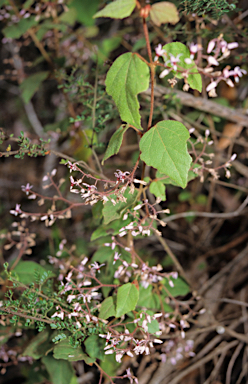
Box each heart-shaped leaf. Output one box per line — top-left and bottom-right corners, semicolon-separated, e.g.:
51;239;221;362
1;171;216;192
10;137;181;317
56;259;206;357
105;52;150;130
140;120;192;188
116;283;139;317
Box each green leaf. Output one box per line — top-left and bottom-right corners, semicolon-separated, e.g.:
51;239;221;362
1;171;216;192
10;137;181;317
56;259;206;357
102;187;138;225
116;283;139;317
85;335;105;360
53;339;95;363
93;0;136;19
13;261;53;285
101;353;120;376
162;42;202;92
156;163;201;187
20;72;49;104
150;181;166;201
102;124;130;164
23;330;51;360
137;285;173;312
150;2;179;26
162;277;190;297
140;120;192;188
99;297;116;319
42;355;74;384
3;16;38;39
70;0;100;26
138;312;160;333
91;215;133;241
105;52;150;130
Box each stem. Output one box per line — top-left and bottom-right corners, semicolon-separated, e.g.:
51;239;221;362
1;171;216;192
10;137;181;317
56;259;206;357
142;17;155;130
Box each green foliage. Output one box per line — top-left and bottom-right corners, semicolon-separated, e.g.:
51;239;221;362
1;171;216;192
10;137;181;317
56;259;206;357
102;187;138;224
23;330;52;360
105;52;150;130
181;0;237;18
42;355;74;384
53;339;95;363
140;120;192;188
116;283;139;317
13;261;54;285
6;131;51;159
20;72;49;104
3;16;38;38
99;297;116;319
1;0;241;381
93;0;136;19
102;124;130;164
150;180;166;201
70;0;100;26
162;277;190;297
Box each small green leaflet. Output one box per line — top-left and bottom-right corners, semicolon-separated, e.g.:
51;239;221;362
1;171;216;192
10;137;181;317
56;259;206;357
20;72;49;104
105;52;150;130
53;339;95;363
102;124;130;164
116;283;139;317
93;0;136;19
162;42;202;92
85;335;105;360
162;277;190;297
102;187;138;225
140;120;192;188
150;2;179;26
23;330;51;360
3;16;38;39
13;261;54;285
150;180;166;201
99;296;116;319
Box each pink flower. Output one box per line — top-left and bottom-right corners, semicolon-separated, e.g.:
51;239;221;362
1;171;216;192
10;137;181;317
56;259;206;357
167;53;182;71
154;44;165;61
21;183;33;195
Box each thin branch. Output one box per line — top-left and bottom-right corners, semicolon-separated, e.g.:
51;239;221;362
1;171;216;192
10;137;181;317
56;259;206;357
165;340;238;384
162;196;248;224
144;85;248;127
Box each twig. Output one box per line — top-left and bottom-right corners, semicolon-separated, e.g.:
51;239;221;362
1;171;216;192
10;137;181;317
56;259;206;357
164;340;239;384
225;342;244;384
154;234;191;286
198;244;248;295
162;196;248;224
203;346;227;384
144;85;248;127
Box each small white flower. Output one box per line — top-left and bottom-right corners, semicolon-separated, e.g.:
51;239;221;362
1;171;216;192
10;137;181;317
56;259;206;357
159;68;170;78
207;56;219;66
206;81;217;92
207;39;216;53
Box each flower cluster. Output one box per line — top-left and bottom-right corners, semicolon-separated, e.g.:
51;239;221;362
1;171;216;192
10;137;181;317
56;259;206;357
155;35;246;97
